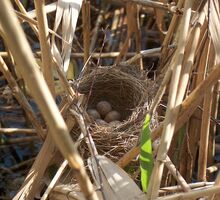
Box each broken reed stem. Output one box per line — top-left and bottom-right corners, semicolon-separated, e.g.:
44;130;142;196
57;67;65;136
82;1;91;65
147;1;193;199
0;56;45;139
34;0;55;97
0;1;97;200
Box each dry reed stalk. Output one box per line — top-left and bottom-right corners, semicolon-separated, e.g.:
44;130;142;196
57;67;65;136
112;8;125;52
176;10;205;106
0;128;39;134
0;51;161;58
198;87;213;181
82;1;90;65
14;0;39;35
0;56;45;139
121;45;174;66
2;136;39;144
89;6;105;52
166;57;220;136
9;158;35;171
117;146;139;168
207;46;220;170
34;0;55;97
52;57;76;101
207;163;220;174
126;0;180;12
159;181;214;194
114;2;133;64
160;0;184;68
27;2;57;18
164;156;191;192
108;9;120;51
208;81;220;166
153;0;167;39
41;160;68;200
172;10;205;181
115;2;142;67
158;185;220;200
147;1;193;199
182;36;211;181
0;1;97;199
209;172;220;200
13;135;56;200
15;10;78;52
13;103;77;200
198;42;216;181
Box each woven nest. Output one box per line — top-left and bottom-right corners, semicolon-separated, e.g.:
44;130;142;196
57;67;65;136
77;66;157;162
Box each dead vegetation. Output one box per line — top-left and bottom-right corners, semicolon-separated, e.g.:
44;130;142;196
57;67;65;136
0;0;220;200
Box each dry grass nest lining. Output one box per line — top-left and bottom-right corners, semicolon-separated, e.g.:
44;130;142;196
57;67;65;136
77;66;156;161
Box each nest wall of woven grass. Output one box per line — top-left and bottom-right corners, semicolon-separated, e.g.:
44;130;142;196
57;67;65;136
77;66;156;161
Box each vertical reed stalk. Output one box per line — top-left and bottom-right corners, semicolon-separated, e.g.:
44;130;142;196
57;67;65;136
208;81;220;166
160;0;184;68
34;0;55;97
82;1;90;65
82;1;91;76
147;1;193;199
198;87;213;181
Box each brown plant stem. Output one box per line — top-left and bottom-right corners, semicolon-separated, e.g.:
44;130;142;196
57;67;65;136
147;1;193;198
34;0;55;97
82;1;91;65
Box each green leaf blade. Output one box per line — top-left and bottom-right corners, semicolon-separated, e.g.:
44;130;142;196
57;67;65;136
140;114;153;192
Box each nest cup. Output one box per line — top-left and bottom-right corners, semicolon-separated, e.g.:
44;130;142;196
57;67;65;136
77;66;155;161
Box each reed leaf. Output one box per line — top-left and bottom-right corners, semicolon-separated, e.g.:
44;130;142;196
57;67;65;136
140;114;153;192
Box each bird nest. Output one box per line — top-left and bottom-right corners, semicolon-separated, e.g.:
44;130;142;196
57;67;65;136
76;65;157;162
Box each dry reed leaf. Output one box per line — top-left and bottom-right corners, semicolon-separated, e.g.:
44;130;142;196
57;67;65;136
51;0;83;73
